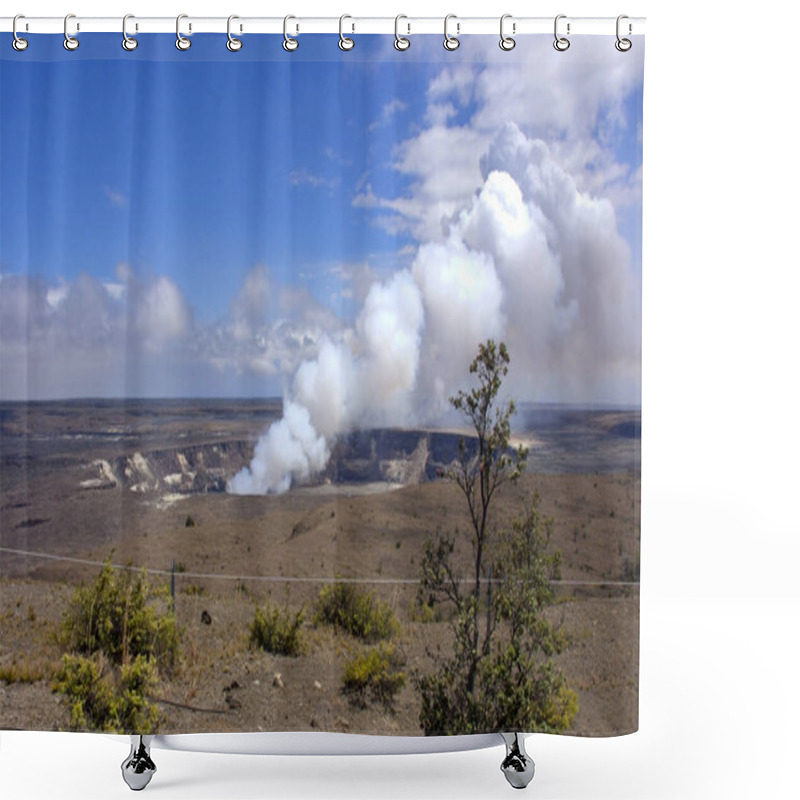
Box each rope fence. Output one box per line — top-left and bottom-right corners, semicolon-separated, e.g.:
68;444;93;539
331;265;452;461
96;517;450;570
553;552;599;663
0;545;639;588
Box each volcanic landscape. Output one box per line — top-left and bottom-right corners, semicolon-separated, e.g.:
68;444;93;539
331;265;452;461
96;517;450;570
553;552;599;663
0;399;640;736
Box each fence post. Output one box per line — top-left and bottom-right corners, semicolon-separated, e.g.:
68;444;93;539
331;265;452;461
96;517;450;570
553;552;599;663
170;559;175;612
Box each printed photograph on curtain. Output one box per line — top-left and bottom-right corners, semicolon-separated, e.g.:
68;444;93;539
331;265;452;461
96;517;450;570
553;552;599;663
0;32;643;737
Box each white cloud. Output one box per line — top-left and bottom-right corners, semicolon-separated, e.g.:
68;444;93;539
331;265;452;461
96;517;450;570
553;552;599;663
1;269;194;399
368;98;408;132
354;123;486;241
46;282;69;310
229;269;425;494
133;275;192;351
229;115;641;493
196;268;343;383
230;265;270;342
289;168;339;192
360;37;644;242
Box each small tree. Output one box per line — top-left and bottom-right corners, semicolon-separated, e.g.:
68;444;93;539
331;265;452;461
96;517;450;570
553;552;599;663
55;558;180;733
416;340;577;734
60;558;180;673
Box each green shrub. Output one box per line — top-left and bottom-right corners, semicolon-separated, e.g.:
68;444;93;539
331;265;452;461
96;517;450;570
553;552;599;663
314;583;398;642
53;652;162;733
409;600;438;624
60;559;180;673
342;643;406;709
417;652;578;736
249;601;306;656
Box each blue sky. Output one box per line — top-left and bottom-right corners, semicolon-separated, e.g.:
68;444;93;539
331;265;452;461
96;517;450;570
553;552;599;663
1;39;435;321
1;34;644;404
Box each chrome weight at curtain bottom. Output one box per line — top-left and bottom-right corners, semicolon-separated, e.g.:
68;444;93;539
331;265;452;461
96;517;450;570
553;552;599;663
120;734;536;792
5;13;637;54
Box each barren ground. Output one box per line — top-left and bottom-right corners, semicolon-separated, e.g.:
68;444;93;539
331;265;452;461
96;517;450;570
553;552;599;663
0;401;639;737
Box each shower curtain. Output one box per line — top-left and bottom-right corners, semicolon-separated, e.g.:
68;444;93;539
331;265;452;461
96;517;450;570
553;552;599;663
0;27;643;739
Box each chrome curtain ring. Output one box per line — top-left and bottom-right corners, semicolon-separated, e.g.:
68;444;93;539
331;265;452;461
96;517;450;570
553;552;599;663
339;14;354;50
283;15;298;51
227;15;243;51
499;14;515;51
394;14;410;51
443;14;460;51
554;14;570;51
176;14;191;50
122;14;138;51
12;14;28;51
63;13;79;51
616;14;632;51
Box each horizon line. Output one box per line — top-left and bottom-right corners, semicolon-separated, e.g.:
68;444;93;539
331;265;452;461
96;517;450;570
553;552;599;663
0;396;642;411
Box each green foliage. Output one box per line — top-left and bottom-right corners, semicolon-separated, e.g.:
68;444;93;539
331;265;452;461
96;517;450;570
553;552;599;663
409;600;439;624
417;653;577;735
249;601;306;656
185;515;196;527
343;643;406;709
449;339;528;498
314;583;398;642
53;653;162;733
416;340;577;734
60;559;180;674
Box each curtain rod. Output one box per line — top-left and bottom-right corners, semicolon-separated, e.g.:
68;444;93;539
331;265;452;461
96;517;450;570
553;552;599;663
1;16;645;36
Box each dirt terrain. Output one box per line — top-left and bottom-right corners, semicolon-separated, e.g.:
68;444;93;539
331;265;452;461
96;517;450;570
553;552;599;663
0;400;640;737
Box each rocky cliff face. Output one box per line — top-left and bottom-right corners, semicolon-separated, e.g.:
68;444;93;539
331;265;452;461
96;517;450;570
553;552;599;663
79;440;252;494
78;430;476;495
324;429;473;485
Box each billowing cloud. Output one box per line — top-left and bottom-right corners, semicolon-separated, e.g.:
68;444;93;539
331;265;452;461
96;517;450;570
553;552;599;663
229;269;425;494
226;400;329;495
361;37;644;241
2;42;641;494
230;265;271;342
197;266;342;382
132;275;192;352
230;119;639;494
0;268;193;399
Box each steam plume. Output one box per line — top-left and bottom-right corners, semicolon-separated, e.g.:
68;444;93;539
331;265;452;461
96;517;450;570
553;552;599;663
227;124;639;495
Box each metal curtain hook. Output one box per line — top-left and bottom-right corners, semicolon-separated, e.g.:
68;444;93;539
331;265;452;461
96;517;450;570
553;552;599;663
122;14;138;51
554;14;570;51
63;13;79;51
176;14;191;50
283;15;298;51
499;14;515;51
616;14;632;51
12;14;28;51
227;15;242;51
443;14;460;51
339;14;354;50
394;14;410;50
